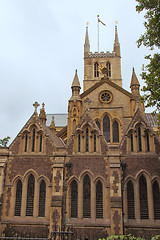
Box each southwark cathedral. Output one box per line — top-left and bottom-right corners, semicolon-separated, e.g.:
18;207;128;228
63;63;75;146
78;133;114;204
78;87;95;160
0;25;160;239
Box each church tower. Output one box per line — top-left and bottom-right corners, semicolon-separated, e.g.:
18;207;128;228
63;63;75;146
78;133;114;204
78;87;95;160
83;24;122;92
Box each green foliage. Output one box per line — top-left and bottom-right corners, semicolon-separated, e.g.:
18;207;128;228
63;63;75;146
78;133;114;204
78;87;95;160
99;234;160;240
0;136;10;147
136;0;160;127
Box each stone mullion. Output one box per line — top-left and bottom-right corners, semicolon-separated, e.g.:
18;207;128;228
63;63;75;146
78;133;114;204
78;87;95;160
147;179;154;220
91;180;95;219
21;180;27;217
33;180;39;217
134;180;140;220
78;180;83;219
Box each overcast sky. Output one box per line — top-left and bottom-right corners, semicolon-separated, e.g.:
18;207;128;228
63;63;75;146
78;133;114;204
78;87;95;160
0;0;151;143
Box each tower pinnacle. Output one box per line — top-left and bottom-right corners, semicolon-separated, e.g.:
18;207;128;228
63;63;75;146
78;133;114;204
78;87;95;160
130;67;140;96
84;24;90;57
113;24;120;57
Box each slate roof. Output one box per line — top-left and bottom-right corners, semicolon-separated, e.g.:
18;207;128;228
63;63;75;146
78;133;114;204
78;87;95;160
145;113;158;128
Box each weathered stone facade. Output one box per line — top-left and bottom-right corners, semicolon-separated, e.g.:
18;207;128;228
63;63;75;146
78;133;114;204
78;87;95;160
0;25;160;240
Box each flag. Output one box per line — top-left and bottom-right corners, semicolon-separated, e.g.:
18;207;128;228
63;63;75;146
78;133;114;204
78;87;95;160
97;15;106;26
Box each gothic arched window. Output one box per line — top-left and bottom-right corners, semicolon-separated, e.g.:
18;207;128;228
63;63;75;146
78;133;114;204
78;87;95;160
39;134;42;152
83;175;91;218
153;181;160;220
131;132;134;152
94;134;96;152
25;133;28;152
146;132;150;152
32;128;36;152
26;174;35;216
138;127;142;152
38;180;46;217
86;128;89;152
78;134;81;152
94;62;99;77
106;62;111;77
71;180;78;218
14;180;22;216
127;180;135;219
96;180;103;219
139;175;149;219
113;120;119;143
103;115;110;142
96;120;101;130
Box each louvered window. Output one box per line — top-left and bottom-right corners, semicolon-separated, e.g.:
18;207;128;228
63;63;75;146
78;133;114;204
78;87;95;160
26;174;35;216
38;180;46;217
127;181;135;219
106;62;111;77
83;175;91;218
94;62;99;77
14;180;22;216
71;180;78;218
139;175;149;219
138;127;142;152
103;115;110;142
153;181;160;220
96;181;103;218
113;121;119;142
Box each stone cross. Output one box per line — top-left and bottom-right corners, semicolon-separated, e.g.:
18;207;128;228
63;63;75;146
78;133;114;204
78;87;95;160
33;101;40;113
84;97;91;110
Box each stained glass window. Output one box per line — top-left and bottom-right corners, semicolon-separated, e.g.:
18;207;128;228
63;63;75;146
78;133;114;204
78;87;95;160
83;175;91;218
103;115;110;142
26;174;35;216
14;180;22;216
113;121;119;143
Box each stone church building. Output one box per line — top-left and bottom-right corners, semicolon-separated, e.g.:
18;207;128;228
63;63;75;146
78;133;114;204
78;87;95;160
0;25;160;239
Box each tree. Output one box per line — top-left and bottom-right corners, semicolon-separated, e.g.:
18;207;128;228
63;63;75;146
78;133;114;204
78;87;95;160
0;136;10;147
136;0;160;127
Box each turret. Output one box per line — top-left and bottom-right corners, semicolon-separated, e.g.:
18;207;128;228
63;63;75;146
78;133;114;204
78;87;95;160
39;103;47;125
113;25;120;57
130;68;140;96
84;25;90;57
70;69;81;100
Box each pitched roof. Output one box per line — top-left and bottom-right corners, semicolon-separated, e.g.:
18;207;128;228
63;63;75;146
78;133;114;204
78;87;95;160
145;113;158;128
81;78;134;99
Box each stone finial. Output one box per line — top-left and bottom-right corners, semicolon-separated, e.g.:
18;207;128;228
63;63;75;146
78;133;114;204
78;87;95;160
84;97;91;110
39;103;47;124
49;116;56;132
33;101;40;114
72;69;80;88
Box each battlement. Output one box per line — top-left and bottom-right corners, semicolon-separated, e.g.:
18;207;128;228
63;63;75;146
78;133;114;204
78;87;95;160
87;51;117;58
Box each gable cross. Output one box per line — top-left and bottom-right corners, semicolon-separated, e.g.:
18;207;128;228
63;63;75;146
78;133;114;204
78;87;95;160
84;97;91;110
33;101;40;114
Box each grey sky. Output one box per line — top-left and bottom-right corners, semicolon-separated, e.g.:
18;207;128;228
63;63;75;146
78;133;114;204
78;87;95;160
0;0;150;143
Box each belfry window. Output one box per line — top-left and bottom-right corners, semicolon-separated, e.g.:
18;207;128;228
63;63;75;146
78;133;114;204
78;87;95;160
127;181;135;219
26;174;35;216
103;115;110;142
96;181;103;219
113;120;119;143
32;128;36;152
14;180;22;216
106;62;111;77
71;180;78;218
139;175;149;219
138;127;142;152
38;180;46;217
153;181;160;220
83;175;91;218
94;62;99;77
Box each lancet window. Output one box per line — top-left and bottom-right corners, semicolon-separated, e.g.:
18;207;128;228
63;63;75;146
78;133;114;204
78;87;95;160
146;132;150;152
130;132;134;151
139;175;149;219
103;115;110;142
14;180;22;216
71;180;78;218
113;120;119;143
83;175;91;218
106;62;111;77
96;180;103;219
153;181;160;220
138;127;142;152
38;180;46;217
25;133;28;152
86;128;89;152
26;174;35;216
32;128;36;152
94;62;99;77
127;180;135;219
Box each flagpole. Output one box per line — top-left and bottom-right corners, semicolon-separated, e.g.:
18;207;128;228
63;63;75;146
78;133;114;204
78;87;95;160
97;16;99;52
